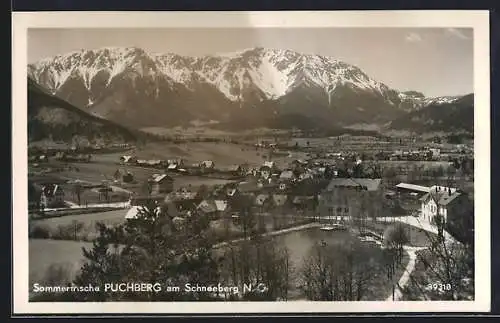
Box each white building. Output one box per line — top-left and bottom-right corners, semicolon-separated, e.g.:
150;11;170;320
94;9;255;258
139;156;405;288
420;185;468;226
40;184;65;208
429;148;441;159
318;178;382;222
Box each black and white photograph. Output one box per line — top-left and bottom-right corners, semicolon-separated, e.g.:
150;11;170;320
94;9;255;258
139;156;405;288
12;11;490;314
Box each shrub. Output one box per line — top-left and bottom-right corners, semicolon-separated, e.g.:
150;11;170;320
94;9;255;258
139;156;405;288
51;221;86;241
43;263;74;285
29;224;51;239
383;224;409;249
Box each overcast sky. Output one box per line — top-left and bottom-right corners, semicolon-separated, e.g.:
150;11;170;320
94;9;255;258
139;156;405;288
28;28;473;97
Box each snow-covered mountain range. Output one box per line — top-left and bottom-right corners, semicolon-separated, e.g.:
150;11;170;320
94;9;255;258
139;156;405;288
28;46;466;131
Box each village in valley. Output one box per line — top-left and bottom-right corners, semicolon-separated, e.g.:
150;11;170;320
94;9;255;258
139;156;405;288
28;133;475;301
24;26;477;303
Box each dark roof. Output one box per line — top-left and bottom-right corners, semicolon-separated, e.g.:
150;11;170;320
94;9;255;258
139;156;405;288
326;178;382;191
292;196;315;204
262;161;276;168
214;200;229;211
279;170;295;179
395;183;430;193
291;178;330;195
200;160;215;167
420;190;463;206
237;181;260;193
226;165;242;172
150;174;173;183
198;200;217;213
42;184;63;197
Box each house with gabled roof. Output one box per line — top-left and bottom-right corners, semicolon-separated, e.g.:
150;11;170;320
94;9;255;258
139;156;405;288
262;161;276;169
299;171;314;181
260;161;279;180
40;184;65;209
200;160;215;169
197;199;230;218
318;178;383;222
125;205;162;220
279;170;296;181
260;168;271;180
167;163;178;172
163;192;199;215
198;199;218;214
120;155;137;165
292;196;317;211
420;185;472;227
237;181;261;195
395;182;431;199
215;200;229;213
218;164;245;177
148;174;174;195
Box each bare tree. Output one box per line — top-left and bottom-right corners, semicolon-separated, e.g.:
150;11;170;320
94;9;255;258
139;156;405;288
220;237;293;301
401;211;474;300
383;224;409;264
73;183;82;205
300;239;376;301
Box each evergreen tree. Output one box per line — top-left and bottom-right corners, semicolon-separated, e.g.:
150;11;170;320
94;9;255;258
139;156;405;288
73;201;221;301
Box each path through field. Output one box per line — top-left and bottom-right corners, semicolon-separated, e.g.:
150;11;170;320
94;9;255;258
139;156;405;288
387;246;427;301
378;216;457;243
383;215;456;301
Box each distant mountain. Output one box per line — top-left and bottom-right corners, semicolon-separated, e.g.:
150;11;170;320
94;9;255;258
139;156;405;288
28;46;468;131
28;77;141;143
388;94;474;134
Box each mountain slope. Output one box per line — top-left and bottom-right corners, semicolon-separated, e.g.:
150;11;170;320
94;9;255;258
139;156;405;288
28;46;466;131
28;77;141;143
388;94;474;134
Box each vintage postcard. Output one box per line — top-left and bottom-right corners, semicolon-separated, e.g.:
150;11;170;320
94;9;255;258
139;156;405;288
12;10;490;314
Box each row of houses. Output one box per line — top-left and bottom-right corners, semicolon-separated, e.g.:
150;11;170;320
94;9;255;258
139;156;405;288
55;152;93;163
126;173;473;239
125;178;325;221
120;155;247;176
28;151;93;164
389;148;441;161
126;156;352;216
120;153;336;182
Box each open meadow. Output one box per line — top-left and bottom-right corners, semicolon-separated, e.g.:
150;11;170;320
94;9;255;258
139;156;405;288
123;141;307;168
32;209;127;228
29;239;93;286
30;209;128;241
30;141;308;196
